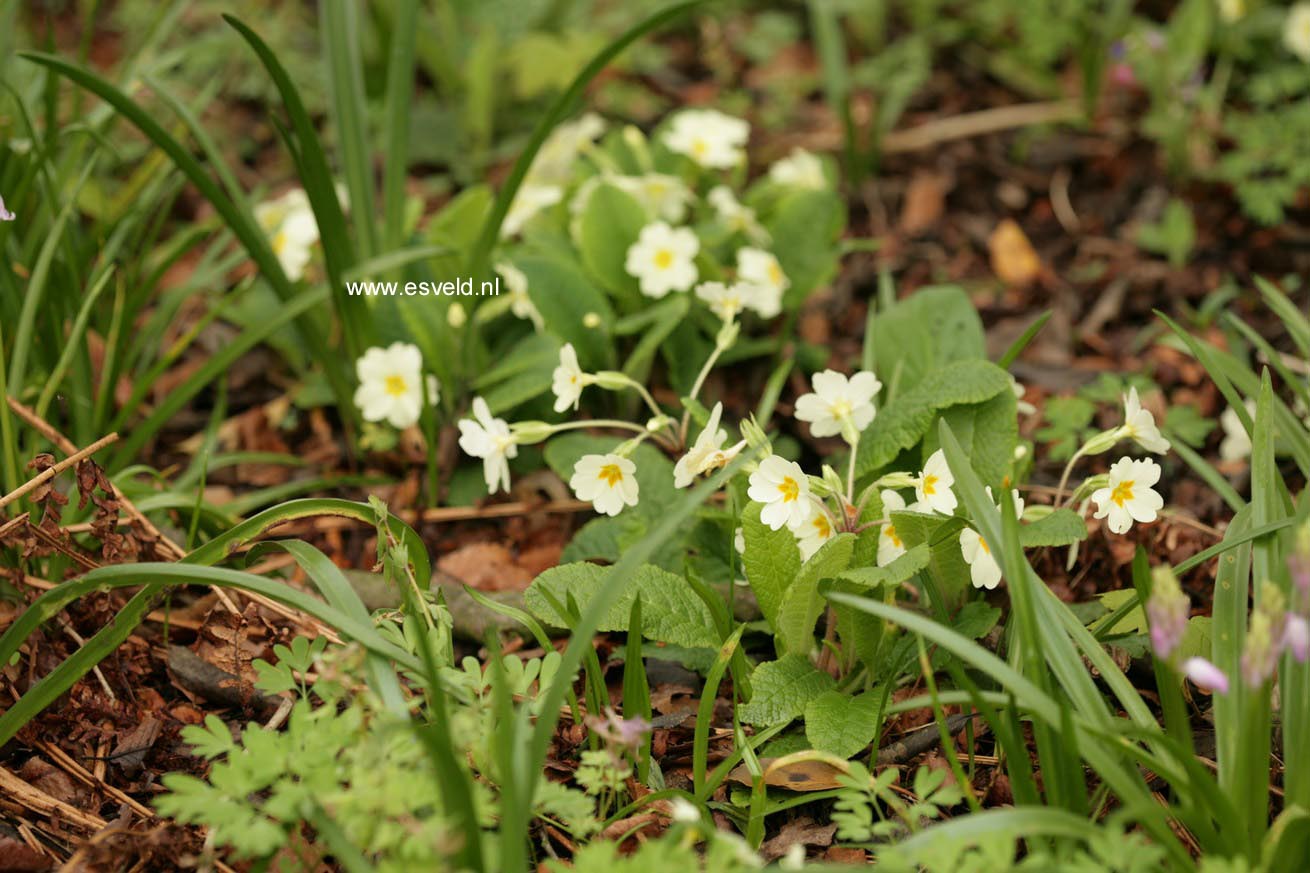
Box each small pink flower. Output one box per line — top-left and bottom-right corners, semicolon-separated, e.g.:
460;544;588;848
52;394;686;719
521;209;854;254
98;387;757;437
1286;614;1310;663
1182;657;1229;694
0;195;13;221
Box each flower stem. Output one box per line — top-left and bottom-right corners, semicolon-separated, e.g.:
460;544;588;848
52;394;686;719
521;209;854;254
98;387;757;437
679;342;728;446
1053;446;1086;509
846;433;860;506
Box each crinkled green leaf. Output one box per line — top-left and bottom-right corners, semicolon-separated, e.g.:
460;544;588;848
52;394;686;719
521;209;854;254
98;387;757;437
805;689;882;759
776;532;855;654
837;544;930;590
870;285;985;395
742;501;801;631
524;562;718;649
923;387;1018;489
856;360;1011;477
1018;509;1089;548
738;654;836;726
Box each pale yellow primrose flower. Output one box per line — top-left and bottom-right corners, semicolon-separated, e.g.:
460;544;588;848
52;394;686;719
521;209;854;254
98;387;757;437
958;487;1024;590
795;511;834;561
615;174;693;223
254;188;319;281
877;489;924;567
748;455;814;531
768;147;826;190
1287;3;1310;62
551;343;589;413
501;183;563;238
1092;457;1164;534
495;262;543;331
707;186;767;242
735;247;788;318
571;453;639;516
353;342;424;429
528;112;605;186
458;397;518;494
1219;400;1256;462
1119;387;1171;454
663;109;750;169
624;221;699;298
914;449;958;515
794;369;881;441
674;402;745;488
695;281;749;322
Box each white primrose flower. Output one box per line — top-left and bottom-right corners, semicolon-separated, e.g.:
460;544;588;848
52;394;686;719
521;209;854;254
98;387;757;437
1119;387;1171;454
747;455;814;531
695;281;749;323
663;109;750;169
571;453;639;517
353;342;424;429
1219;400;1255;462
1092;456;1164;534
707;186;766;241
625;221;699;298
528;113;605;185
669;796;701;824
1287;3;1310;62
914;449;958;515
768;147;826;190
254;188;320;281
736;247;788;318
674;402;745;488
958;487;1024;591
795;511;835;561
551;343;590;413
877;490;921;567
615;174;693;223
794;369;882;441
458;397;518;494
495;262;543;331
501;183;563;238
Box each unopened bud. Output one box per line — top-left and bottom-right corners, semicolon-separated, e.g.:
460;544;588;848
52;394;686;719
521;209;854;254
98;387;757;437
583;311;603;329
739;417;771;453
821;465;844;495
511;421;556;444
1081;428;1120;456
1147;566;1188;661
591;370;632;391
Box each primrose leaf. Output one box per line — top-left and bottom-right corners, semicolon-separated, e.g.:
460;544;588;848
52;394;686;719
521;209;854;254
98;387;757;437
870;285;985;395
856;359;1011;477
765;188;845;308
776;533;856;655
738;654;837;726
517;255;615;370
836;544;930;590
1018;509;1088;548
574;182;648;306
524;562;719;649
805;689;882;759
742;502;802;632
923;386;1018;488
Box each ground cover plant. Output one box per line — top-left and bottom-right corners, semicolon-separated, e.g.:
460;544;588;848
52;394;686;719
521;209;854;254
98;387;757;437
2;0;1310;870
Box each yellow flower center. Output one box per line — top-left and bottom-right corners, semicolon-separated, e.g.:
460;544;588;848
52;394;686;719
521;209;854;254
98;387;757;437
654;249;674;270
691;138;708;156
272;230;288;255
829;398;852;419
813;514;831;538
1111;480;1135;507
884;525;901;548
978;536;990;555
922;474;938;496
384;375;408;396
597;464;624;487
777;476;800;503
767;261;783;285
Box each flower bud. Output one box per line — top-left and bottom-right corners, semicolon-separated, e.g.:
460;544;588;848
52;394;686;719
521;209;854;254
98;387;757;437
447;302;467;329
591;370;633;391
583;311;603;329
511;420;556;445
715;319;740;351
1182;657;1229;694
808;475;834;499
739;417;771;453
646;415;674;432
1081;428;1120;456
821;465;845;496
1286;614;1310;663
873;472;917;490
1146;566;1188;661
1291;518;1310;604
1243;611;1278;687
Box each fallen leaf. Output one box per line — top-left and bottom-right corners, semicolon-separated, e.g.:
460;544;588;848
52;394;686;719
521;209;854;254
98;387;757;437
900;170;948;234
0;836;51;872
729;753;851;792
438;542;533;592
760;818;837;861
988;219;1042;287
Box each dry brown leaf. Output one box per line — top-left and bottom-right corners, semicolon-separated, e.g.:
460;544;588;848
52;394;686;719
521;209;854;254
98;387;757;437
988;218;1042;287
900;170;948;234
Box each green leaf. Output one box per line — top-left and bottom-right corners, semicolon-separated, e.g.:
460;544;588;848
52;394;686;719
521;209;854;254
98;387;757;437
924;387;1018;488
517;255;615;370
856;359;1011;477
776;533;855;655
741;502;801;631
523;562;718;649
870;286;985;396
1018;509;1088;548
738;654;837;726
574;181;648;306
765;189;845;308
836;544;930;589
805;689;881;758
